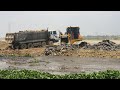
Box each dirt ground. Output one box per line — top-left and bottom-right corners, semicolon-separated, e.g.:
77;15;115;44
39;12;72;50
0;40;120;59
0;39;120;74
0;56;120;75
0;48;45;57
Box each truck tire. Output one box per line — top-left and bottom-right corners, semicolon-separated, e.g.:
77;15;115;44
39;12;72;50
49;41;53;45
42;42;46;47
14;45;19;49
28;43;34;48
38;42;41;47
20;44;27;49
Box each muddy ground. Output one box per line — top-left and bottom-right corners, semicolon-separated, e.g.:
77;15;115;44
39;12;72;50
0;56;120;75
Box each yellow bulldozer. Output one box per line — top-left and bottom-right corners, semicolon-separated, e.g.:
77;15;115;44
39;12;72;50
59;26;83;45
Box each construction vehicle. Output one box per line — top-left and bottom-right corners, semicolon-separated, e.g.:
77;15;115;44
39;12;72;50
48;30;60;42
5;29;59;49
59;26;83;45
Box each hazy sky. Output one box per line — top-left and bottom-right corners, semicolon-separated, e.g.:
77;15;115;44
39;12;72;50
0;11;120;37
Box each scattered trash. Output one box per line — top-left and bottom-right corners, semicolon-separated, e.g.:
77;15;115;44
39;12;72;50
81;40;120;51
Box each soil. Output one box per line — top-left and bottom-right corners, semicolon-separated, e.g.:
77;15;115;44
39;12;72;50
0;39;120;75
0;56;120;75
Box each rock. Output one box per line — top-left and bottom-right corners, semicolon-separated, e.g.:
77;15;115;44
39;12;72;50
44;40;120;56
61;50;67;53
81;40;120;51
53;53;57;56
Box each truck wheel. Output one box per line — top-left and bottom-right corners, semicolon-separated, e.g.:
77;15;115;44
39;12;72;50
38;42;41;47
28;43;34;48
42;42;46;47
20;44;27;49
14;45;19;49
49;41;53;45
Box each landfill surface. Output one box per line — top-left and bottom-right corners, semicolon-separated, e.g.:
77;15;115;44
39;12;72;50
0;39;120;74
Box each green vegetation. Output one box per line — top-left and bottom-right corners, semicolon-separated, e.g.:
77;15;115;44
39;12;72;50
0;69;120;79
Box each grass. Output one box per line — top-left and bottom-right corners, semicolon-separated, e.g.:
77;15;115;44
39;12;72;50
0;69;120;79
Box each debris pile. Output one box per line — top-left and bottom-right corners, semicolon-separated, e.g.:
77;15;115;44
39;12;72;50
44;40;120;56
44;45;76;56
82;40;120;51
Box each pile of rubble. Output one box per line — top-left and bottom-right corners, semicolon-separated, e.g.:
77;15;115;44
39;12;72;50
44;40;120;56
44;45;76;56
81;40;120;51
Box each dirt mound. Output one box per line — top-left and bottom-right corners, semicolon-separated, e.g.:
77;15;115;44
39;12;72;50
81;40;120;51
44;46;120;59
44;45;75;56
0;41;9;50
44;40;120;59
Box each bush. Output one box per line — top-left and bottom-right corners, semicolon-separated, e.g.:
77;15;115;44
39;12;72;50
0;69;120;79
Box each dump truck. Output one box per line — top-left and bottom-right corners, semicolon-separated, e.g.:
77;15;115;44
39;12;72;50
59;26;83;45
5;29;59;49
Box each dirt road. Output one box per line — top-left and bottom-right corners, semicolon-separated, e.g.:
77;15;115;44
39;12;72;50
0;56;120;75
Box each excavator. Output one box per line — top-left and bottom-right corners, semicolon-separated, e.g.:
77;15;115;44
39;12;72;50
59;26;83;45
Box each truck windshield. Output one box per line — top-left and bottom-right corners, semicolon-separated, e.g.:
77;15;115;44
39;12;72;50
53;31;56;34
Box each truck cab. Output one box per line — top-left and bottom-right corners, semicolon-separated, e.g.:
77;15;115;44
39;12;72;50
48;30;60;42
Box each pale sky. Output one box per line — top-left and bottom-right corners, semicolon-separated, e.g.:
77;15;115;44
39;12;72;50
0;11;120;37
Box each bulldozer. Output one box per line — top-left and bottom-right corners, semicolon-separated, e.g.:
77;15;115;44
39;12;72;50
59;26;83;45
